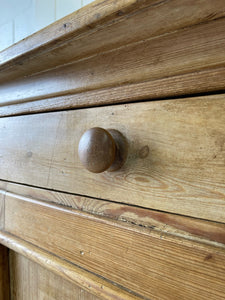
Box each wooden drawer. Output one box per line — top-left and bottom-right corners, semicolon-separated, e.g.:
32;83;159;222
1;1;225;299
0;94;224;222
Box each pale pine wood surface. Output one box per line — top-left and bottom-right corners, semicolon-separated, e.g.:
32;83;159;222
0;244;10;300
0;231;142;300
0;0;150;70
0;96;225;222
10;251;101;300
2;193;225;300
1;181;225;245
0;1;224;299
0;232;138;300
1;67;225;117
1;1;225;115
1;0;224;80
1;17;225;106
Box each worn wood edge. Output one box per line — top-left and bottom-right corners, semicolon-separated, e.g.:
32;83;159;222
1;0;225;80
1;68;225;117
1;180;225;248
1;181;225;246
0;1;225;115
0;0;169;78
9;251;105;300
2;13;225;109
0;244;10;300
0;0;144;68
0;231;141;300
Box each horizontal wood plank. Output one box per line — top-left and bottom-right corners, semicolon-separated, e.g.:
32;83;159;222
0;0;154;73
1;0;224;79
1;181;225;245
0;231;140;300
10;251;101;300
0;96;225;222
1;66;225;117
2;193;225;300
1;1;225;114
1;16;225;106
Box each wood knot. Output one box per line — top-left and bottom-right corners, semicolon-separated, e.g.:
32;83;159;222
204;254;213;261
117;10;124;16
139;145;149;159
63;23;70;29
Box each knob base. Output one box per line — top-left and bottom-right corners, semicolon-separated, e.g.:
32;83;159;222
107;129;128;172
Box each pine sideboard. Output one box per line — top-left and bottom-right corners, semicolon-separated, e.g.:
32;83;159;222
0;0;225;299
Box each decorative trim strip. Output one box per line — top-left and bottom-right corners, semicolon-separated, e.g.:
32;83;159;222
1;0;225;115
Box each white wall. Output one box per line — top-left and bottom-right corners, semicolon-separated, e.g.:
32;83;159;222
0;0;95;52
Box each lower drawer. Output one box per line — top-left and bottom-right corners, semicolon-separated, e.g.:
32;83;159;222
0;95;224;221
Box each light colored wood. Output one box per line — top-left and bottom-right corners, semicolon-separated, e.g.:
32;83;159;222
2;181;225;245
0;0;151;72
1;66;225;117
1;0;224;79
2;16;225;105
0;231;140;300
0;244;10;300
2;193;225;300
0;190;5;230
0;2;224;299
1;1;225;115
10;251;101;300
0;95;225;222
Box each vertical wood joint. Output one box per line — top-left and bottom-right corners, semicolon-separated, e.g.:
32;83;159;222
0;190;6;231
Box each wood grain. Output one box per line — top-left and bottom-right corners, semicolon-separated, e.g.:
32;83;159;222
1;0;224;80
0;96;225;222
2;181;225;245
2;16;225;107
1;66;225;117
0;245;10;300
0;232;140;300
1;1;225;115
10;251;101;300
0;0;152;73
3;193;225;300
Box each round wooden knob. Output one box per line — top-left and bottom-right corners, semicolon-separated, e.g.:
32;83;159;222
78;127;128;173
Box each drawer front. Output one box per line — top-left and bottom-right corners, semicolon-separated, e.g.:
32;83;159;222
0;95;224;222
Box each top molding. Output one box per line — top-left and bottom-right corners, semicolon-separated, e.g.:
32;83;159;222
0;0;148;73
0;0;225;116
